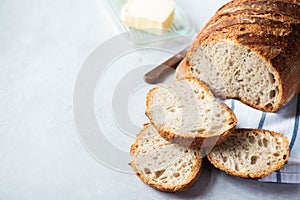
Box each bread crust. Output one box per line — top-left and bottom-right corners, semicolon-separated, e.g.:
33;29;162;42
216;0;300;23
207;128;290;179
129;124;202;192
145;78;237;148
183;0;300;112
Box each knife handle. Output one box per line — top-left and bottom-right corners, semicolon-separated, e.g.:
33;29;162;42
144;49;187;84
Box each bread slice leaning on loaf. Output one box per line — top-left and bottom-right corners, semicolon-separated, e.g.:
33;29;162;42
178;0;300;112
145;78;237;148
207;129;289;179
129;124;202;192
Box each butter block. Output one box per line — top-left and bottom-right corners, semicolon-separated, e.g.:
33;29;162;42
121;0;175;34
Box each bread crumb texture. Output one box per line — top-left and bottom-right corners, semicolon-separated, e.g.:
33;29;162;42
145;78;236;147
129;124;201;192
208;129;289;179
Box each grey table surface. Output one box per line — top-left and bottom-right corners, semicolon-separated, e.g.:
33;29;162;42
1;0;300;199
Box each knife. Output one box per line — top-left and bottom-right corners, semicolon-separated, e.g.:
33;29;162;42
143;48;187;84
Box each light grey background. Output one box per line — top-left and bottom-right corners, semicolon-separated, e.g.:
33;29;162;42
1;0;299;199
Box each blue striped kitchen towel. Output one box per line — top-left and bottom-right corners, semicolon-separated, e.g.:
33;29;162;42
223;93;300;183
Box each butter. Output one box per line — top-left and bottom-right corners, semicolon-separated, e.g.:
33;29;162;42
121;0;175;34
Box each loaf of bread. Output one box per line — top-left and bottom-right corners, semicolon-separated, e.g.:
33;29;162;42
177;0;300;112
207;129;289;179
145;78;237;147
129;124;202;192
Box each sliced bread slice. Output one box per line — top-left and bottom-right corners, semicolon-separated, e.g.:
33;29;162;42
129;124;202;192
207;128;290;179
145;78;237;148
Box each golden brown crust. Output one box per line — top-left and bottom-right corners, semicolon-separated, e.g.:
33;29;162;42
184;0;300;112
200;16;293;42
207;128;290;179
129;124;202;192
145;77;237;148
215;0;300;23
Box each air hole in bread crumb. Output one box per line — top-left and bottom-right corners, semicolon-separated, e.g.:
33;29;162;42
283;155;287;160
268;73;276;84
265;103;273;110
263;138;268;148
240;27;245;31
155;170;165;178
251;156;258;165
228;121;234;125
258;139;262;147
249;136;255;144
173;172;180;177
222;156;227;162
235;164;239;171
144;168;151;174
269;90;276;99
274;153;280;157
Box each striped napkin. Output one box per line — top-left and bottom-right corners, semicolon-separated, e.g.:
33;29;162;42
223;93;300;183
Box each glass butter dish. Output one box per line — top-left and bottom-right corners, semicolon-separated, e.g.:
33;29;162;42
106;0;197;44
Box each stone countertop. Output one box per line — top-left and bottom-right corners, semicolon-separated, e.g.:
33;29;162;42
1;0;299;199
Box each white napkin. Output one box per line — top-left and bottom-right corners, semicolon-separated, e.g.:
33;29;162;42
223;94;300;183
